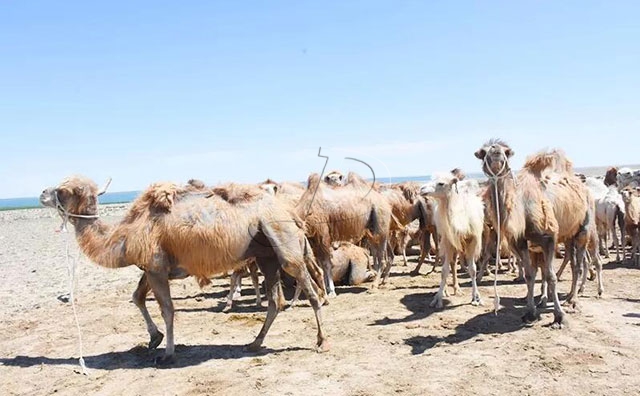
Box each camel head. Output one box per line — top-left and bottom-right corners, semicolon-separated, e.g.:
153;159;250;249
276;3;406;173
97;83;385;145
40;176;111;221
621;185;640;203
324;170;345;187
420;173;461;199
259;179;281;196
474;139;514;178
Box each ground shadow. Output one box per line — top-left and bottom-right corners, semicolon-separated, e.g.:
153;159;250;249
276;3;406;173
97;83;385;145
336;286;369;295
0;343;309;371
623;313;640;319
370;292;463;326
404;297;526;355
602;260;637;271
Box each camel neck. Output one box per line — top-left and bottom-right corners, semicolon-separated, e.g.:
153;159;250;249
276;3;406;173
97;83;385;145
489;176;514;228
73;218;129;269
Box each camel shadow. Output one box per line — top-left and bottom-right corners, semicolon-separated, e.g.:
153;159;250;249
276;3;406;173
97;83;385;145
336;286;369;295
370;292;464;326
602;260;637;270
623;313;640;319
0;344;309;371
404;298;526;355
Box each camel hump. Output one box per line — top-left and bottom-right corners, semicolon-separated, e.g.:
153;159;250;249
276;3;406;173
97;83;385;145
523;149;573;174
346;172;368;186
306;173;321;189
143;182;184;212
211;183;265;204
393;182;420;203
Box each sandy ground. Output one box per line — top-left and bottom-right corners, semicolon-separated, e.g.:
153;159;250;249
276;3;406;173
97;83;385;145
1;208;640;396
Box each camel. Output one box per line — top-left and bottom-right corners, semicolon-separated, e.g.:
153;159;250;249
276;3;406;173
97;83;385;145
621;186;640;265
478;220;521;282
40;176;329;363
475;140;590;327
585;177;626;261
297;172;393;295
379;182;429;266
420;172;485;308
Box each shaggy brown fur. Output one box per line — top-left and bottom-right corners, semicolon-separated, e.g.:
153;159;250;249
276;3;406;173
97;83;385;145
40;176;329;363
297;172;393;294
330;242;374;285
476;140;590;327
604;167;618;187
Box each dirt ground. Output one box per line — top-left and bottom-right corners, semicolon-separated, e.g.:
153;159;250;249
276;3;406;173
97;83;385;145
1;211;640;396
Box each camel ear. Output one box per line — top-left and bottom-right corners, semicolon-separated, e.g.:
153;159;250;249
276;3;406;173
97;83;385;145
505;148;514;158
474;148;487;160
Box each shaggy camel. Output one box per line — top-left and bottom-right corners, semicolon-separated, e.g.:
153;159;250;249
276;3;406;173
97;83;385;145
604;167;618;187
420;172;485;308
585;177;626;261
621;186;640;265
379;182;429;266
297;172;392;295
40;176;329;363
478;220;521;282
475;140;590;327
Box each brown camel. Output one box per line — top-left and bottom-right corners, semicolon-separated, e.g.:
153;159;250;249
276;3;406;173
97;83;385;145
40;176;329;364
379;182;429;266
475;139;590;327
604;167;618;187
297;172;393;295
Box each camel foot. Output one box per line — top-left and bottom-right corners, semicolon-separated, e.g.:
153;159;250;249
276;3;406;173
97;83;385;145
244;341;264;353
154;354;175;366
452;288;461;297
550;320;565;330
521;311;540;324
149;332;164;350
471;298;483;307
536;297;549;309
222;304;233;313
316;339;330;353
429;296;444;309
512;276;525;284
563;299;577;309
327;291;337;298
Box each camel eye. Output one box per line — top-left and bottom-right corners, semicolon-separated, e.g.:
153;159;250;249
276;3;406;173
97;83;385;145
436;182;445;187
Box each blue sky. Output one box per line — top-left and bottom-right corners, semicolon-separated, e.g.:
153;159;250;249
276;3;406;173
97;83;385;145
1;1;639;198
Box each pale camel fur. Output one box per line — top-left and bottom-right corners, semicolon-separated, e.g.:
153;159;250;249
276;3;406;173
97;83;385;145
420;172;485;308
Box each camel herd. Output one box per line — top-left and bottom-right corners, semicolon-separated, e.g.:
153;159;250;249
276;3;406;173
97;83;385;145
39;139;640;365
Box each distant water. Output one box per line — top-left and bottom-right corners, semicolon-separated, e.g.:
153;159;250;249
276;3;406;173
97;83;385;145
0;173;486;210
0;191;141;210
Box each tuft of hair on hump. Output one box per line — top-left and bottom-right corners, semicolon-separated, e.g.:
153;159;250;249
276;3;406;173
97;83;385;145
346;172;368;186
186;179;206;190
139;182;184;212
210;183;265;204
523;149;573;174
306;173;321;189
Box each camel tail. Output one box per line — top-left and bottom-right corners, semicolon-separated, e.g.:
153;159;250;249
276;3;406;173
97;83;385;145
366;206;381;235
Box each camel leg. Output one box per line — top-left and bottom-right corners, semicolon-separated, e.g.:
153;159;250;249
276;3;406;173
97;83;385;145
223;271;242;313
379;239;393;286
146;271;175;364
466;253;482;306
281;259;329;352
132;273;164;350
556;251;571;281
565;240;581;305
248;264;262;307
578;249;590;295
430;250;451;309
320;254;336;297
612;226;621;262
519;245;539;323
543;242;566;328
287;283;302;310
247;258;281;352
451;253;460;296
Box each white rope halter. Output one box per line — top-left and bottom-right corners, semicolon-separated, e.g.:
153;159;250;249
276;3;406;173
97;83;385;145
482;151;511;315
52;178;111;376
